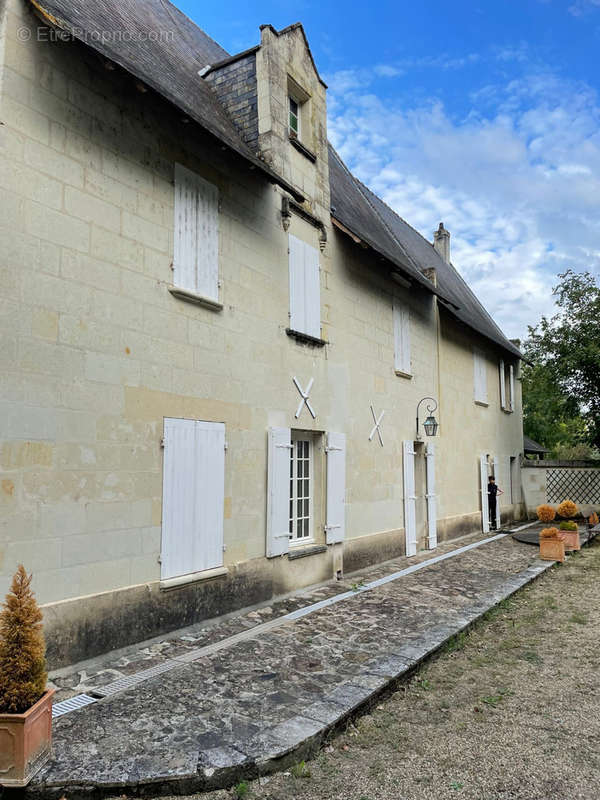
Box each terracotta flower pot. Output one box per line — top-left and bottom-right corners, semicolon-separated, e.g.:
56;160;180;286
0;689;54;787
561;528;580;551
539;537;565;563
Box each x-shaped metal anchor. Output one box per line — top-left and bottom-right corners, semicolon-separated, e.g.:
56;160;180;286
293;376;316;419
368;404;385;446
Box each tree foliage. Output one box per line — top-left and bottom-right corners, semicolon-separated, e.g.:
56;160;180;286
0;565;47;714
522;270;600;452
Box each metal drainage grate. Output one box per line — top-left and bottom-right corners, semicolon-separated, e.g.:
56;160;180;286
91;660;180;698
52;694;97;718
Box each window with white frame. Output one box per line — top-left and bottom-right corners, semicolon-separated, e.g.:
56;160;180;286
288;234;321;338
289;95;300;137
173;163;219;302
393;300;411;376
473;349;488;404
289;438;312;543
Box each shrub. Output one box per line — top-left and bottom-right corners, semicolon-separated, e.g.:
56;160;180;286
559;521;578;531
536;504;556;523
557;499;578;519
0;565;47;714
589;512;599;526
540;527;560;540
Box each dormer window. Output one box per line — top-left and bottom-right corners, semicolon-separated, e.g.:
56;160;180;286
289;96;300;137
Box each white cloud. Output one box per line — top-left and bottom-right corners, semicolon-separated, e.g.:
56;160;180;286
327;65;600;340
569;0;600;16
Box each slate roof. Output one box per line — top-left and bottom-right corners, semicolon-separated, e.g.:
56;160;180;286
30;0;304;201
29;0;521;360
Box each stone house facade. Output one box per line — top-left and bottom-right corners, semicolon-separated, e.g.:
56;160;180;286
0;0;524;667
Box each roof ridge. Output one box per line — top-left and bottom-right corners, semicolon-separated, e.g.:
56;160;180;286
156;0;230;61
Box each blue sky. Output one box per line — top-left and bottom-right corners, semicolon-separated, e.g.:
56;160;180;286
179;0;600;340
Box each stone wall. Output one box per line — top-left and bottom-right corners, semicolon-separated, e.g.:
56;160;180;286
521;461;600;517
0;0;526;667
205;53;259;150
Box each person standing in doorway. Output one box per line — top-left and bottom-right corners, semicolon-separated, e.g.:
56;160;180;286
488;475;504;530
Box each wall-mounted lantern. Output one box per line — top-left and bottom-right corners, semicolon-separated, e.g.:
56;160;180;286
416;397;439;439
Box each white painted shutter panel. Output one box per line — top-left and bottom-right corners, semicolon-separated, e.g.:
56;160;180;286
288;235;320;338
425;442;437;550
161;418;225;580
509;364;515;412
304;241;321;339
326;432;346;544
267;427;291;557
474;351;487;403
480;453;490;533
493;455;501;529
173;163;219;301
393;302;411;374
288;234;305;334
499;360;506;410
403;440;417;557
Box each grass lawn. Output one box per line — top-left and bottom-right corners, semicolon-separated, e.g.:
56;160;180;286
159;539;600;800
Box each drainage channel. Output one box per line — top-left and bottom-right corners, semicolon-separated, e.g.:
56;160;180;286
51;527;530;719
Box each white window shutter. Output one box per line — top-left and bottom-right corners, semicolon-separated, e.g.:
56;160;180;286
499;360;506;410
161;418;225;580
326;431;346;544
267;427;291;557
474;351;487;403
288;234;320;338
174;163;219;301
393;302;411;374
493;455;501;529
425;442;437;550
480;453;490;533
304;242;321;339
403;440;417;556
509;364;515;412
288;234;305;334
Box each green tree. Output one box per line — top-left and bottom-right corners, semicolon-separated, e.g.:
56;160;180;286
522;270;600;451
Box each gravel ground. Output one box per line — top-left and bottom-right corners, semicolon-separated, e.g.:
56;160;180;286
149;537;600;800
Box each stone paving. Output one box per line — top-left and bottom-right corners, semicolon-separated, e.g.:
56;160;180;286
28;529;554;799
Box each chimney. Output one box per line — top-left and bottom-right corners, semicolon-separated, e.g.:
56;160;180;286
433;222;450;263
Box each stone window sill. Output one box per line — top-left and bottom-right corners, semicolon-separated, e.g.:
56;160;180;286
286;328;327;347
169;285;223;311
395;369;412;379
474;400;489;407
159;565;228;591
289;135;317;163
288;544;327;561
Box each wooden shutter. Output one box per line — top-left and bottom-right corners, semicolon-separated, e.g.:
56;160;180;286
266;427;291;557
161;418;225;580
403;440;417;556
499;360;506;410
393;302;411;374
474;350;487;403
480;453;490;533
326;432;346;544
425;442;437;550
509;364;515;412
174;163;219;301
289;234;320;339
493;455;501;529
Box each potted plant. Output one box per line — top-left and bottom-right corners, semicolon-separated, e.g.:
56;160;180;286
536;504;556;523
556;499;580;551
0;565;54;787
539;527;565;563
558;520;580;551
589;512;599;527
